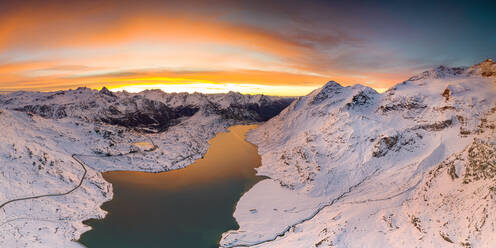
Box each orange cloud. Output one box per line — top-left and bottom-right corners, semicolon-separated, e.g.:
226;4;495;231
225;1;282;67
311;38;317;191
0;1;417;94
0;4;308;60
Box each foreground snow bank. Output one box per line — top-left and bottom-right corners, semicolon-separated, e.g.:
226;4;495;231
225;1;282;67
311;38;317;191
221;179;321;247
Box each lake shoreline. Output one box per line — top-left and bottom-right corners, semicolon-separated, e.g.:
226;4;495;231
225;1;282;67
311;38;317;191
78;125;263;248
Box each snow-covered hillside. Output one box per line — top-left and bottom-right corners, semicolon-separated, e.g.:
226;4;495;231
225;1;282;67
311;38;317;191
0;90;293;247
2;59;495;248
221;59;496;247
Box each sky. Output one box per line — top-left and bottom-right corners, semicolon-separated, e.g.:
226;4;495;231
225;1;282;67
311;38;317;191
0;0;495;96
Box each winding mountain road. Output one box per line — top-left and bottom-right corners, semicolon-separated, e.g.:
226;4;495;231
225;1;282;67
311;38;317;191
0;154;87;211
0;136;158;211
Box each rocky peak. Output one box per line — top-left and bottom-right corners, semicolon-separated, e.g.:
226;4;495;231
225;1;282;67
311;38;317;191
73;87;93;94
226;91;244;100
99;86;116;97
227;91;241;95
466;58;496;77
322;80;343;90
310;81;344;105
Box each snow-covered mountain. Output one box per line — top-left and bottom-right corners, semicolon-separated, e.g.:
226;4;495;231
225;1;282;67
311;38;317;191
0;90;293;247
1;87;293;132
221;59;496;247
1;59;495;248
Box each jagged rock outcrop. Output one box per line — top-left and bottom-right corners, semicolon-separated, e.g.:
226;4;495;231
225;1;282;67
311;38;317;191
467;58;496;77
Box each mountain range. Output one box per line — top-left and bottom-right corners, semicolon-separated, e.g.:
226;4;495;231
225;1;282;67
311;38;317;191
0;59;495;247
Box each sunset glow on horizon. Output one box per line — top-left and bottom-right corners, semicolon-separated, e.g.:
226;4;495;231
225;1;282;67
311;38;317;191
108;82;322;96
1;0;494;95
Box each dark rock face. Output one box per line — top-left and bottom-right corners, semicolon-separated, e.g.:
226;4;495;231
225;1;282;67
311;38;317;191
345;89;377;110
172;105;200;118
463;140;496;183
414;119;453;131
442;88;451;101
99;87;116;97
244;98;295;121
258;98;295;121
378;96;427;113
372;132;418;158
100;108;173;132
205;98;294;122
15;104;67;119
99;99;200;132
372;135;399;157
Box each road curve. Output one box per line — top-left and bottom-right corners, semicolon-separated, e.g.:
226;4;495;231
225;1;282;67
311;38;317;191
0;154;87;210
0;135;158;211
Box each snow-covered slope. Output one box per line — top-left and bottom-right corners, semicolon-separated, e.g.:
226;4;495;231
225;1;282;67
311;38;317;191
0;90;293;247
0;110;111;248
221;59;496;247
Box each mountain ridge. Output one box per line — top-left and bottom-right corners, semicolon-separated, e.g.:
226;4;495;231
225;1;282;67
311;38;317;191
220;59;496;248
0;89;294;132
